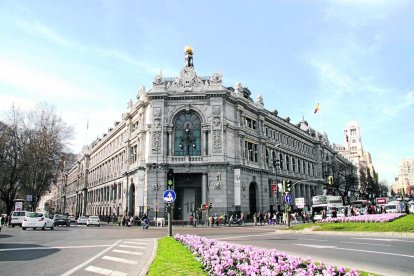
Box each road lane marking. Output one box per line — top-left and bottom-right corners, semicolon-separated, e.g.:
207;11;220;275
341;241;391;247
215;232;277;240
85;265;127;276
298;238;327;242
61;240;122;276
353;238;414;243
119;245;145;249
102;255;138;264
112;249;143;255
294;244;414;258
294;244;336;249
122;241;147;245
0;244;112;252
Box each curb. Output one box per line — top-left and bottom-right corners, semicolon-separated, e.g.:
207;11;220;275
138;238;158;276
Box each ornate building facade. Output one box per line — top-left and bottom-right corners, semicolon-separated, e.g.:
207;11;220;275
334;121;377;195
58;49;352;220
392;158;414;196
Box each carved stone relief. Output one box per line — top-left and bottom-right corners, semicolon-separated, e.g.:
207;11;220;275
212;106;222;153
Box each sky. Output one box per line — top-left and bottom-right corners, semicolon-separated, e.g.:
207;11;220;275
0;0;413;186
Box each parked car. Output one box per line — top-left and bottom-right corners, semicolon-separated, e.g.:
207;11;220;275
87;216;100;227
10;211;31;227
53;214;70;227
77;216;88;224
407;201;414;214
68;215;76;223
22;212;54;230
384;201;405;213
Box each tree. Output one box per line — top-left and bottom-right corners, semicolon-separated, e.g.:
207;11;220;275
0;106;27;215
378;181;389;197
19;103;73;209
328;161;358;205
359;167;367;199
0;103;73;213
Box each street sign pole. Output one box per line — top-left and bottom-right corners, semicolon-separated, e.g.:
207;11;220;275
284;194;292;227
167;203;172;236
163;189;176;237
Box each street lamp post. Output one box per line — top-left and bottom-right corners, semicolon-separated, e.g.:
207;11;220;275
272;144;280;211
179;127;196;156
153;146;160;224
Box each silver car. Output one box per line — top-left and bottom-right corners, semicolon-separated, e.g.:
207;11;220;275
87;216;100;227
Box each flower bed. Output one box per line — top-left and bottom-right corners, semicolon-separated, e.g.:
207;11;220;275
320;213;405;223
175;234;359;276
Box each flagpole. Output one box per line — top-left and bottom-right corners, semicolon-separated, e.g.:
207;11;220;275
85;119;89;146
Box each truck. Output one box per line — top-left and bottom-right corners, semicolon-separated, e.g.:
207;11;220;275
311;195;345;221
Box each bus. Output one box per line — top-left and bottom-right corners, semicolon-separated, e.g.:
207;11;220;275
312;195;345;221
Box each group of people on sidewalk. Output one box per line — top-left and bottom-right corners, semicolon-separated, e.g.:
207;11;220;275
253;211;310;225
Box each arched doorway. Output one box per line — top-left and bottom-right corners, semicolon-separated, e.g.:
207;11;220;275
129;183;135;216
249;182;257;215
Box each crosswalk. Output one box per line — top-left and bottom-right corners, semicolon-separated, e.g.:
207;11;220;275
74;239;152;276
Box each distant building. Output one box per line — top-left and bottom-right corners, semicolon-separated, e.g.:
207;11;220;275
56;48;354;220
333;121;377;196
392;158;414;196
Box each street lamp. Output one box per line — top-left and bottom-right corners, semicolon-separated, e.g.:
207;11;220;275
272;144;280;210
179;127;196;156
152;146;161;223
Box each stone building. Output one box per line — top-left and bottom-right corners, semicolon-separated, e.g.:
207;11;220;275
59;48;353;220
392;158;414;196
334;121;377;196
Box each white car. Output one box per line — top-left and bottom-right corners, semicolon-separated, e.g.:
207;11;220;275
87;216;100;227
11;211;31;227
408;201;414;214
22;212;54;230
77;216;88;224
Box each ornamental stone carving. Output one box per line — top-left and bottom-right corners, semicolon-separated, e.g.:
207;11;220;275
210;73;222;84
212;106;222;153
212;106;221;116
153;74;164;86
153;107;162;119
167;66;206;92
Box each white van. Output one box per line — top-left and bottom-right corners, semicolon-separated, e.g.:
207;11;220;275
384;201;405;213
11;210;31;227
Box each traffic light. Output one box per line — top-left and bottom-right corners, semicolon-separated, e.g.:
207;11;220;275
216;173;222;181
327;176;333;185
282;180;286;192
286;180;292;192
209;202;212;210
167;169;174;188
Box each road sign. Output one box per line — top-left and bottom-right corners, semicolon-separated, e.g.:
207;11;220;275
285;194;292;204
376;197;387;205
163;190;176;203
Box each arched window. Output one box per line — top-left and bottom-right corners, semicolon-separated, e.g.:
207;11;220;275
174;111;202;156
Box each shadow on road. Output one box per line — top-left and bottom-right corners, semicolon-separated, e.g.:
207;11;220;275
0;244;59;261
0;234;13;239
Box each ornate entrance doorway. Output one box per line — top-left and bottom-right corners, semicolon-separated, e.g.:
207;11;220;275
173;173;202;220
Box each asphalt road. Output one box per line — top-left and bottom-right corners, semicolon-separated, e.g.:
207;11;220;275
0;224;159;276
1;223;413;275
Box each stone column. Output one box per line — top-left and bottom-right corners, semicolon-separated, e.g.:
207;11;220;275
168;130;173;156
202;173;207;204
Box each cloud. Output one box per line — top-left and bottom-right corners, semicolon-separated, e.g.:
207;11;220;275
0;58;90;100
322;0;409;27
383;90;414;116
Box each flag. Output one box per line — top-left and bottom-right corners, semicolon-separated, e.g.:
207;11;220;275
314;102;320;114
